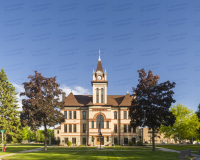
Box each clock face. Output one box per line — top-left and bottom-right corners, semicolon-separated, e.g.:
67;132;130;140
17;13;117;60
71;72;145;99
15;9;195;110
98;75;102;80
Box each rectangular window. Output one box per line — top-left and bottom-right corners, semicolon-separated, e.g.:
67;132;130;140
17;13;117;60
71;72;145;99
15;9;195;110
101;88;103;103
69;111;72;119
114;138;118;144
65;138;68;143
124;124;127;133
107;121;109;128
96;88;99;103
69;124;72;132
128;111;131;119
124;111;127;119
132;138;136;144
64;124;67;132
83;138;86;145
72;138;76;145
92;121;94;128
57;130;59;134
128;125;131;132
74;111;76;119
73;124;76;132
64;111;67;119
83;124;86;133
133;126;136;133
83;111;86;119
124;138;128;144
114;112;117;119
114;125;117;133
72;138;76;144
107;136;109;142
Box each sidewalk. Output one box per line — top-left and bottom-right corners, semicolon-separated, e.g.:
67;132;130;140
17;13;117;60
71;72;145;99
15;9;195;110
157;147;200;159
0;148;42;160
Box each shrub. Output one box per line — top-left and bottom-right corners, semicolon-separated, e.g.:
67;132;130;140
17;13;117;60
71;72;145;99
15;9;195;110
67;141;72;146
129;141;133;146
137;141;143;146
79;145;85;146
115;145;122;147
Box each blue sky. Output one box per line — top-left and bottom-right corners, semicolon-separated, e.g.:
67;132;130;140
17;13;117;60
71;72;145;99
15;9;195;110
1;0;200;112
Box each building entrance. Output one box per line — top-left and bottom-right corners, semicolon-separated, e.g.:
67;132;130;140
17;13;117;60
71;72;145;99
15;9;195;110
96;136;104;145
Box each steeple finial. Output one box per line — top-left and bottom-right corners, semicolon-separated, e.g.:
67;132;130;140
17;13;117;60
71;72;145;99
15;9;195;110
71;87;72;93
98;49;101;61
127;87;129;94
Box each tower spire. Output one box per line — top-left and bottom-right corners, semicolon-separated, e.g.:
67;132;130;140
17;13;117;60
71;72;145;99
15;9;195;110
127;87;129;94
98;49;101;61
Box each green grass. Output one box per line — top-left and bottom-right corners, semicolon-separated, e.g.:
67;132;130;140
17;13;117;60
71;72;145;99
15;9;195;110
0;144;43;155
103;146;152;150
47;147;97;150
156;144;200;151
4;150;191;160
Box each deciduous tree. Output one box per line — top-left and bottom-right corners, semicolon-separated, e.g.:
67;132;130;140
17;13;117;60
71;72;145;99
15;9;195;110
130;68;176;151
160;103;200;145
20;71;65;151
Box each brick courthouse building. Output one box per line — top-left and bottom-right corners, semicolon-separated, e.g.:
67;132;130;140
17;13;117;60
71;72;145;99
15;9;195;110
54;52;140;146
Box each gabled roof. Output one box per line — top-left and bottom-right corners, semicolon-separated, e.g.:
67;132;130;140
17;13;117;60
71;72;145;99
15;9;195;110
64;94;133;107
119;93;133;106
55;126;61;129
64;93;83;106
96;61;103;72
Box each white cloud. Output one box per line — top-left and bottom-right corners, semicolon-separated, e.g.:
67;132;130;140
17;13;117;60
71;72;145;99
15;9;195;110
60;85;90;95
12;83;25;111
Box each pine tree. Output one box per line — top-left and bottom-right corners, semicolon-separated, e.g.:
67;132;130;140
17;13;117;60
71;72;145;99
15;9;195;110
0;68;22;142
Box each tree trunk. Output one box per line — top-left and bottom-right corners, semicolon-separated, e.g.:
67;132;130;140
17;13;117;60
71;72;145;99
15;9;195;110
152;128;156;151
44;124;47;151
179;134;181;147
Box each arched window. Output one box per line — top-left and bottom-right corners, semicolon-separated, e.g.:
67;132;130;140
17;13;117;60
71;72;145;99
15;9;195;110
114;111;117;119
96;114;104;128
101;88;103;103
96;88;99;103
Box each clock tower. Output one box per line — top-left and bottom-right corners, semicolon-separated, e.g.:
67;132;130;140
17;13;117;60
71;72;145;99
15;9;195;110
91;50;108;104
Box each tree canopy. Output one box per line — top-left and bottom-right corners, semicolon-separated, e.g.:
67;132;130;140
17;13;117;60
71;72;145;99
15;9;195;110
160;103;200;144
130;68;176;151
20;71;65;151
0;68;22;143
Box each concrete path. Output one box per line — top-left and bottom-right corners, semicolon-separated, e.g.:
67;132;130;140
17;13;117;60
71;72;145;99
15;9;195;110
157;147;200;159
0;148;42;160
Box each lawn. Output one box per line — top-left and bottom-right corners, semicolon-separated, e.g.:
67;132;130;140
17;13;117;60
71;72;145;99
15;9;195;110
4;150;191;160
47;146;98;150
103;146;152;150
156;144;200;151
0;144;43;155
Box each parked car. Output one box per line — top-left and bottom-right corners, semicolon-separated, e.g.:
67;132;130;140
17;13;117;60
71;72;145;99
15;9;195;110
144;141;148;144
162;142;165;144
